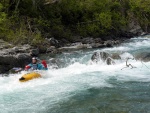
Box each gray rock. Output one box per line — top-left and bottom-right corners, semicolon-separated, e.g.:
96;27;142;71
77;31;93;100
111;53;121;59
127;12;143;35
91;52;110;63
15;53;31;59
48;58;63;69
94;38;102;43
12;47;19;52
91;43;106;48
104;40;114;47
46;46;58;54
0;65;12;74
47;37;60;47
14;44;31;53
30;48;39;56
100;52;110;61
134;52;150;62
91;51;121;65
82;37;95;44
106;57;115;65
0;53;31;73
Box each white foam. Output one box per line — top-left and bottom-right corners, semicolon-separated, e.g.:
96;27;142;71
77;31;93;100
0;36;150;112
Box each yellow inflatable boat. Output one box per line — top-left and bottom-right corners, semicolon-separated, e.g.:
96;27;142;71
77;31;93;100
19;72;41;82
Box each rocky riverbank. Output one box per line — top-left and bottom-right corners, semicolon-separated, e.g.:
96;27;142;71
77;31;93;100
0;32;149;74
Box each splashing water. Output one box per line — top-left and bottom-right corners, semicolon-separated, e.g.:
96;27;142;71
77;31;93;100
1;35;150;113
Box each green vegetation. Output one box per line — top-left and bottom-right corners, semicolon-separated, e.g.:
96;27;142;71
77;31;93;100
0;0;149;45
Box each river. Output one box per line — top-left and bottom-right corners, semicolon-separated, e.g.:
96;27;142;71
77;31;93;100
0;35;150;113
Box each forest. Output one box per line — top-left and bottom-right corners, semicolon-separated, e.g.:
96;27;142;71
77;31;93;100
0;0;150;46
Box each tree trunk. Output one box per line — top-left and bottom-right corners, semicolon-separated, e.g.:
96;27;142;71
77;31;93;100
15;0;21;11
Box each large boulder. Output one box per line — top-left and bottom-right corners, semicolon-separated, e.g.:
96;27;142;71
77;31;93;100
0;40;33;73
91;52;111;64
111;53;121;60
82;37;95;44
106;57;115;65
104;40;121;47
134;52;150;62
30;48;39;56
91;51;121;65
127;12;143;35
47;37;60;48
0;53;31;73
46;46;59;54
91;43;106;48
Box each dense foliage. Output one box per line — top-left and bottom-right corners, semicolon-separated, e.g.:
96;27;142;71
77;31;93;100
0;0;149;45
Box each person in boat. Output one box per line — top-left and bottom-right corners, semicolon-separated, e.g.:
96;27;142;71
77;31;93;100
25;57;48;71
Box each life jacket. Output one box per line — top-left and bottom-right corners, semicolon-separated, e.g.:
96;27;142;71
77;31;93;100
32;64;38;70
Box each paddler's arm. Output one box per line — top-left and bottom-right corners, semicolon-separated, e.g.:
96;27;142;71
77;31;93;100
37;63;48;70
25;64;32;71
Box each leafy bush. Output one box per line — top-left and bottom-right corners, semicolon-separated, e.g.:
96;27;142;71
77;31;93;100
0;0;149;45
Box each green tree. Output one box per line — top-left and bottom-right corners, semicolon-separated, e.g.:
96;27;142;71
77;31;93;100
129;0;150;32
0;3;7;38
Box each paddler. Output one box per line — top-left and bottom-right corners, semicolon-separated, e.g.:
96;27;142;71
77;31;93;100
25;57;48;71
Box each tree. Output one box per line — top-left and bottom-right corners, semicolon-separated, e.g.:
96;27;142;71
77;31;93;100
129;0;150;32
0;3;7;35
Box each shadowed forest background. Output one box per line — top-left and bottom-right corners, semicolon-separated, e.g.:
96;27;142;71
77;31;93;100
0;0;149;46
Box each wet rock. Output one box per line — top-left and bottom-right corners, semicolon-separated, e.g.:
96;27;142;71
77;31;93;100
0;64;13;74
111;53;121;60
91;43;106;48
69;36;83;43
100;52;111;61
46;46;55;52
47;37;60;48
9;67;22;74
94;38;102;43
0;40;33;73
128;21;143;35
30;48;39;56
46;46;59;54
127;12;143;35
82;37;95;44
0;53;31;73
58;43;89;52
81;37;103;44
11;47;19;52
12;45;31;53
91;52;110;63
104;40;121;47
134;52;150;62
106;57;115;65
91;51;121;65
16;53;31;60
38;45;47;53
48;58;63;69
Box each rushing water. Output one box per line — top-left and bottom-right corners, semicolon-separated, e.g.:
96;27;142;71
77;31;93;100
0;36;150;113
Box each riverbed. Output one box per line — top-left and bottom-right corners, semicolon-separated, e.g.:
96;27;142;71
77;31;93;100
0;35;150;113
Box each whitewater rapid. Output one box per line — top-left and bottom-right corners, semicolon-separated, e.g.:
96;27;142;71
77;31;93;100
0;35;150;113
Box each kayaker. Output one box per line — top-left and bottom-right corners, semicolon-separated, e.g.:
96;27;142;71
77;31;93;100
25;57;48;71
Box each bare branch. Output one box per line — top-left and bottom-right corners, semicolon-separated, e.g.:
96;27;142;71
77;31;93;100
121;57;136;70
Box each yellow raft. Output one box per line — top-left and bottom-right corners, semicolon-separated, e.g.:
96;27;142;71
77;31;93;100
19;72;41;82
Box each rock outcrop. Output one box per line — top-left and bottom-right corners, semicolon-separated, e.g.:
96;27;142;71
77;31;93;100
134;52;150;62
0;40;39;73
91;51;121;65
126;12;143;36
0;53;31;73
